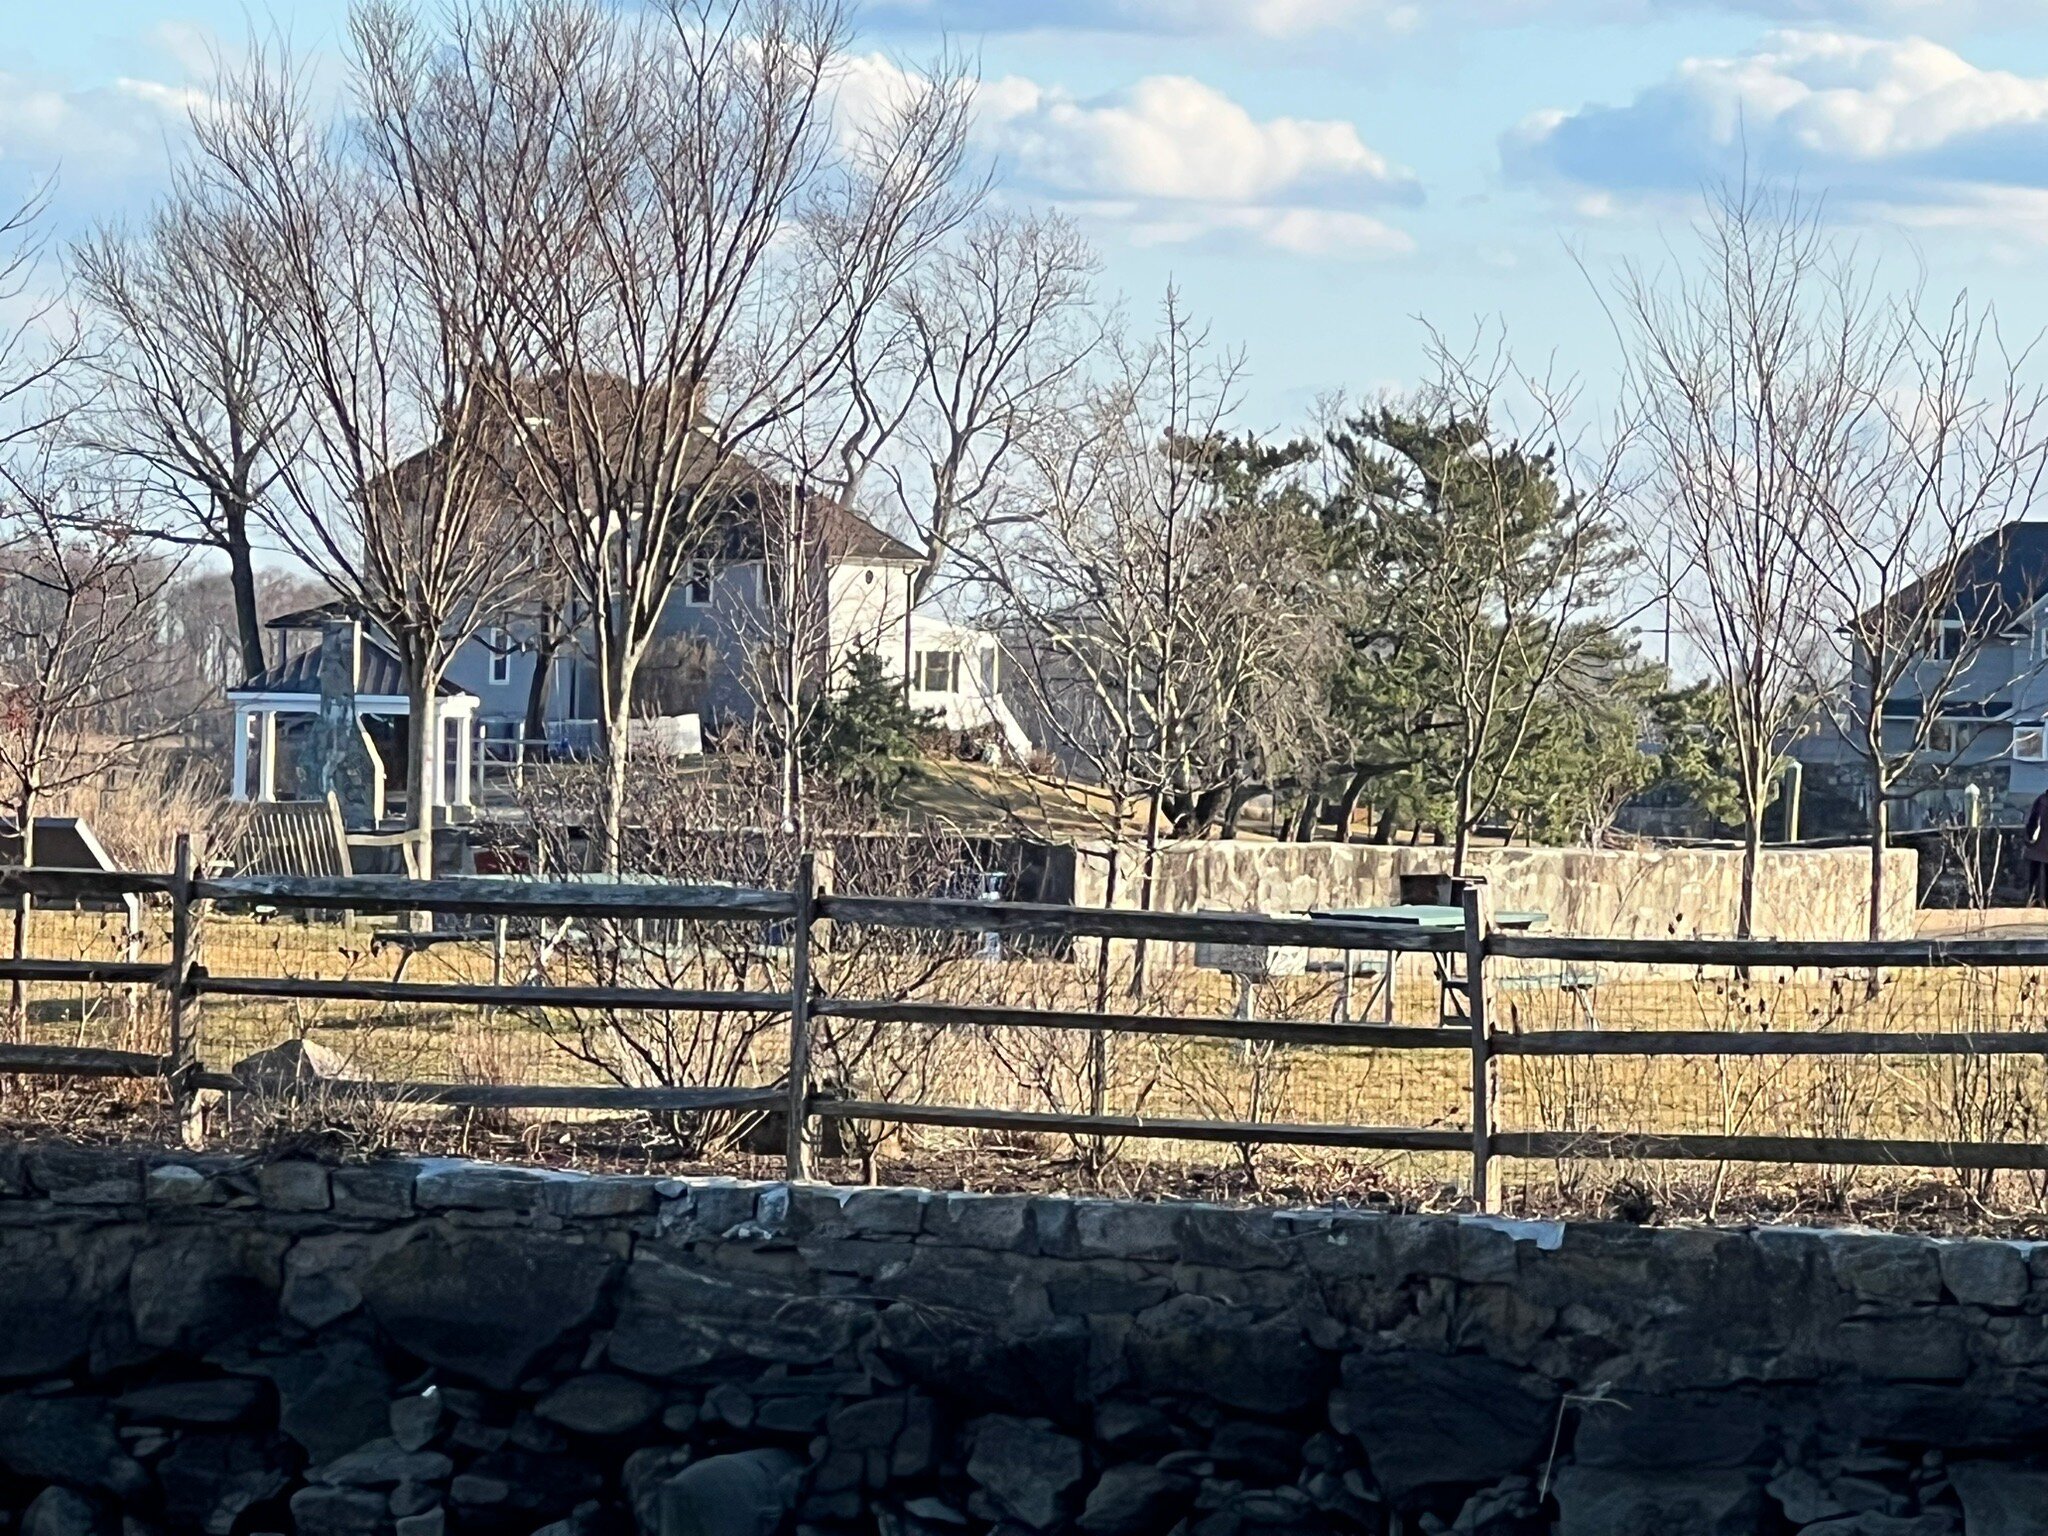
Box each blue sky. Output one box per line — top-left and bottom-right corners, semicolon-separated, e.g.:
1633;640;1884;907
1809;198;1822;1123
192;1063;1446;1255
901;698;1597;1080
13;0;2048;430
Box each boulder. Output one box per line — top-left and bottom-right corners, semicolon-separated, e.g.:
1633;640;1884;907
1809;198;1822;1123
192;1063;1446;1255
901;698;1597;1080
1077;1464;1193;1534
21;1487;112;1536
0;1231;90;1377
534;1374;662;1437
128;1229;285;1354
361;1228;614;1390
966;1416;1087;1530
280;1234;373;1331
655;1449;803;1536
1938;1243;2028;1308
287;1485;387;1536
114;1378;268;1425
231;1038;347;1095
1553;1467;1764;1536
1948;1463;2048;1536
0;1395;147;1497
1123;1297;1329;1415
1332;1351;1557;1500
258;1159;332;1212
308;1437;454;1489
247;1338;394;1464
154;1431;290;1532
608;1250;869;1377
390;1389;443;1452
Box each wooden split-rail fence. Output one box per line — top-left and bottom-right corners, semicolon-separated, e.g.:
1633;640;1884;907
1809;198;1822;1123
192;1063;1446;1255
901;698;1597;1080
5;836;2048;1211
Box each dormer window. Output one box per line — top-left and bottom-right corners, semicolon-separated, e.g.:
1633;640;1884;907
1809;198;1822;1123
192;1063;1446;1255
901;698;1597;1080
683;561;714;606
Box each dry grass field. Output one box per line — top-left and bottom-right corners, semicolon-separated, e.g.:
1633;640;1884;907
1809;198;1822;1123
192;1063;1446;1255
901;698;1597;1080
12;899;2048;1225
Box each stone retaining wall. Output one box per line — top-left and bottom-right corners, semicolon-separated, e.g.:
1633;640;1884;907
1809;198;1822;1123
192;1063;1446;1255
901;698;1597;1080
1072;841;1920;942
3;1144;2047;1536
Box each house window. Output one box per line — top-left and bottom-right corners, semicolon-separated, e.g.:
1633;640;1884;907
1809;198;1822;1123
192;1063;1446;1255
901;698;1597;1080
487;628;512;686
2017;725;2047;762
917;650;960;693
1933;620;1966;662
1929;718;1983;754
683;561;714;606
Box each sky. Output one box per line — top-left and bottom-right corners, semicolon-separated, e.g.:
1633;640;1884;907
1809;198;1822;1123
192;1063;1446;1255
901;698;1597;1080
12;0;2048;434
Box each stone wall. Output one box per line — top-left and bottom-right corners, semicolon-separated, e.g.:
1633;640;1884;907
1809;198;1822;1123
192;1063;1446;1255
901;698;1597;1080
3;1144;2046;1536
1071;841;1920;942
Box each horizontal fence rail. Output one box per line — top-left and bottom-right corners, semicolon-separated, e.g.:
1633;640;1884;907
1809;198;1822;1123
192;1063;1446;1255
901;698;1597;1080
10;856;2048;1205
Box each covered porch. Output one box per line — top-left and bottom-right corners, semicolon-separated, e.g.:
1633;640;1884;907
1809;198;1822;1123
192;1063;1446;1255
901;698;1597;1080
226;642;482;819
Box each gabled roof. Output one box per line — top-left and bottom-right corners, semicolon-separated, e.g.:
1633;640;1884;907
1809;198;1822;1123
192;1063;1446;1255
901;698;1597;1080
230;638;472;700
1869;520;2048;630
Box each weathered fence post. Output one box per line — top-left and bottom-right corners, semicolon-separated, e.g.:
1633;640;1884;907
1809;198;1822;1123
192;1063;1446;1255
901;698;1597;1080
1462;878;1500;1213
167;832;202;1148
784;851;818;1182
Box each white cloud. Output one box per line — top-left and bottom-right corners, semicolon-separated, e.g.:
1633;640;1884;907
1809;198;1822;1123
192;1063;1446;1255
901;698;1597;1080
865;0;2048;39
1506;29;2048;234
835;55;1420;257
0;68;202;216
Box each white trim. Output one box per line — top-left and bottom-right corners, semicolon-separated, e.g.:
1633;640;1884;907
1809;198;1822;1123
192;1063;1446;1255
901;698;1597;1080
224;690;479;716
487;627;512;686
2016;723;2048;762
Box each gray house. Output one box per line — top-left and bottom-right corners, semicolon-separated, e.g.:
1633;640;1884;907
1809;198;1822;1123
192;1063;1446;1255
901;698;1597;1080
1797;520;2048;830
228;476;1028;811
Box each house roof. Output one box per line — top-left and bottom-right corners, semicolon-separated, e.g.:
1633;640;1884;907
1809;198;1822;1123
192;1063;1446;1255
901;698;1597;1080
230;638;472;700
1871;520;2048;630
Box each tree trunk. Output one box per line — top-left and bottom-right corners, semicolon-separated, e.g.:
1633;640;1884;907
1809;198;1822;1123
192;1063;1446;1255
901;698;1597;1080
1737;814;1762;941
405;673;438;882
1372;804;1399;845
1335;767;1372;844
1221;784;1263;839
522;625;560;748
597;643;640;875
1452;781;1475;875
222;502;267;683
1292;797;1321;842
1867;773;1889;946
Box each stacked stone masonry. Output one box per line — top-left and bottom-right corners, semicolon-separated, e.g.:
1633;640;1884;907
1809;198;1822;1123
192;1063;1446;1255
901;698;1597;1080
3;1144;2048;1535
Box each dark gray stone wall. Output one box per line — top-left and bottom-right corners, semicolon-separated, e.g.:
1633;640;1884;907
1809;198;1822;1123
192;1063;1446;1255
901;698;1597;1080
2;1143;2047;1536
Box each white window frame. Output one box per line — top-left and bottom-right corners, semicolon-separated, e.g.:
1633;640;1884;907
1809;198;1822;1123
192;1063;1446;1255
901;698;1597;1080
2016;724;2048;763
917;650;960;694
487;627;512;687
1933;619;1967;663
682;560;715;607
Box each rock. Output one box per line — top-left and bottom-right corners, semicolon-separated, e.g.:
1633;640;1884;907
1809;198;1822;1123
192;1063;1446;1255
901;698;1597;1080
232;1038;347;1095
280;1235;373;1331
22;1487;111;1536
1768;1468;1848;1524
258;1159;332;1212
0;1231;90;1377
128;1229;285;1353
1938;1243;2028;1309
534;1373;661;1437
1573;1391;1775;1471
248;1338;394;1463
1801;1517;1957;1535
361;1228;614;1390
114;1378;268;1425
28;1145;142;1205
393;1513;445;1536
543;1176;658;1218
0;1395;147;1497
288;1485;387;1536
655;1449;803;1536
144;1164;214;1206
390;1389;443;1452
1124;1298;1329;1414
1553;1468;1763;1536
967;1416;1087;1530
414;1161;572;1212
154;1430;290;1532
331;1162;418;1219
1948;1463;2048;1536
1077;1464;1193;1534
1825;1235;1942;1305
309;1436;454;1488
1332;1351;1557;1500
608;1250;870;1376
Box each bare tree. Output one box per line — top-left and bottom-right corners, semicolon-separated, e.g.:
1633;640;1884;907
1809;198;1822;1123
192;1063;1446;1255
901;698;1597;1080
422;0;979;869
0;185;76;451
0;449;183;1030
70;176;302;680
1801;297;2048;943
192;16;539;865
1618;181;1847;936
